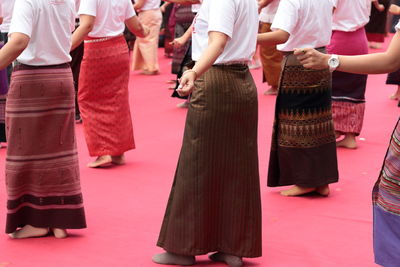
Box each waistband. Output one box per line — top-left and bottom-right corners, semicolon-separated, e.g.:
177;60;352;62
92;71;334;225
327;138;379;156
213;60;249;67
283;46;326;56
84;34;123;44
13;61;70;71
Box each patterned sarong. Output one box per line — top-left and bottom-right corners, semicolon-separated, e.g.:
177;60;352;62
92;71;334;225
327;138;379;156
327;28;368;135
373;119;400;267
268;49;339;187
5;64;86;233
157;65;262;258
79;36;135;156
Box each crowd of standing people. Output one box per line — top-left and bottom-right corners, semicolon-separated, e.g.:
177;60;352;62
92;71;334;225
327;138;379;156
0;0;400;267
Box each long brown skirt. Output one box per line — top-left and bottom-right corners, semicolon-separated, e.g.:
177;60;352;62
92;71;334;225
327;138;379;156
157;65;262;258
5;64;86;233
268;51;339;188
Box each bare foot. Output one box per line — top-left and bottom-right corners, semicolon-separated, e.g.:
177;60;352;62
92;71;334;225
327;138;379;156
263;86;278;95
336;134;357;149
87;155;112;168
316;185;330;197
152;252;195;266
111;155;125;165
9;225;49;239
280;185;316;197
52;228;68;239
209;252;243;267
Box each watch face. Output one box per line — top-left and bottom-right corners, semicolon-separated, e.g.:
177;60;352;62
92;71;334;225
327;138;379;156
329;58;339;68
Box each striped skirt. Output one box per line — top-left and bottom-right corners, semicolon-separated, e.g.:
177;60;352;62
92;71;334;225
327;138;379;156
157;65;262;258
79;36;135;156
5;64;86;233
268;50;339;187
373;119;400;267
327;28;368;135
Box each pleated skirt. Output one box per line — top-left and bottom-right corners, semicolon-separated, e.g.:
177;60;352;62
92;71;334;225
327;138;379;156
79;36;135;156
157;65;262;258
5;64;86;233
373;119;400;267
268;51;339;187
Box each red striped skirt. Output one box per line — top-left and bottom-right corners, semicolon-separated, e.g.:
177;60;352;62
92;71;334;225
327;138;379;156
5;64;86;233
78;36;135;156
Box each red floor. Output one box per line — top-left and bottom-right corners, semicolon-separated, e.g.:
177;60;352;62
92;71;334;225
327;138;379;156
0;40;399;267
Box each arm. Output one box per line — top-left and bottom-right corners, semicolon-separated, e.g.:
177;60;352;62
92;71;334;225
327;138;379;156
258;0;274;13
0;17;3;25
71;15;95;51
294;32;400;74
257;29;289;46
177;31;228;96
0;33;30;69
133;0;146;11
125;15;149;38
171;24;193;48
160;2;171;13
372;0;385;12
163;0;200;4
389;4;400;15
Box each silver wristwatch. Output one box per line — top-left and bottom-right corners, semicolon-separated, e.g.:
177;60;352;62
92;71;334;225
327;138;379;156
328;54;340;72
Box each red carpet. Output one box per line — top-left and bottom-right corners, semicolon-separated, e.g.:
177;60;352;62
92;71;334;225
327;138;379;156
0;39;398;267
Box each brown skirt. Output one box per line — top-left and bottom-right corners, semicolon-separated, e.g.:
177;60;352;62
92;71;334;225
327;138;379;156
5;64;86;233
268;50;339;188
157;64;262;258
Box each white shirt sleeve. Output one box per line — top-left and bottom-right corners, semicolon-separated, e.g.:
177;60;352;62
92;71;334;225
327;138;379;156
271;0;299;35
78;0;97;17
125;0;136;20
207;0;235;38
396;20;400;31
9;0;35;38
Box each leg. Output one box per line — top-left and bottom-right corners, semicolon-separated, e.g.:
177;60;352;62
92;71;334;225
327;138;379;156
87;155;112;168
209;252;243;267
280;185;316;197
111;154;126;165
152;252;195;266
336;133;357;149
9;225;49;239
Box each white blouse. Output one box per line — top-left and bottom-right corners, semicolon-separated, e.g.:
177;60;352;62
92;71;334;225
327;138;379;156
192;0;258;64
272;0;334;52
79;0;136;38
9;0;75;66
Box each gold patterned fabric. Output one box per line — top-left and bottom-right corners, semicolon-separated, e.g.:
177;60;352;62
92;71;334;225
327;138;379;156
268;50;339;188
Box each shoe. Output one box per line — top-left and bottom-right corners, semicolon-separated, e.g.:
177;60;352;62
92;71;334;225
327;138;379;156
87;155;112;168
264;88;278;95
176;101;189;108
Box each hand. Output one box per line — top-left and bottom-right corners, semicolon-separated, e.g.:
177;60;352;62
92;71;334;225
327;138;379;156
389;4;400;15
160;6;166;13
177;70;196;97
142;26;150;37
294;48;330;70
377;4;385;12
170;37;186;48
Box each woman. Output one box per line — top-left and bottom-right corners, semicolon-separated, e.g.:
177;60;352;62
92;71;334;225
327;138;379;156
257;0;338;197
328;0;371;149
131;0;162;75
258;0;282;96
365;0;389;49
4;0;86;239
153;0;262;266
71;0;148;168
295;20;400;267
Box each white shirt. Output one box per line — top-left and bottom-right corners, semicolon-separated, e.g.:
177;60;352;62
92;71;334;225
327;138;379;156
396;20;400;31
9;0;75;66
332;0;371;32
79;0;136;38
259;0;280;24
192;0;258;64
272;0;334;52
192;1;202;13
140;0;160;11
0;0;16;32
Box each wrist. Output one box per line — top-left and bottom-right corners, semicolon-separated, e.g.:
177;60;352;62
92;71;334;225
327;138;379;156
183;69;198;80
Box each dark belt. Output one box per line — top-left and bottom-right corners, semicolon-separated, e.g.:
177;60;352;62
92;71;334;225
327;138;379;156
282;46;326;56
13;61;70;71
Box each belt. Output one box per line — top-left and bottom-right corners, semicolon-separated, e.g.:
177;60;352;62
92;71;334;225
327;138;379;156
84;34;123;44
213;60;249;66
